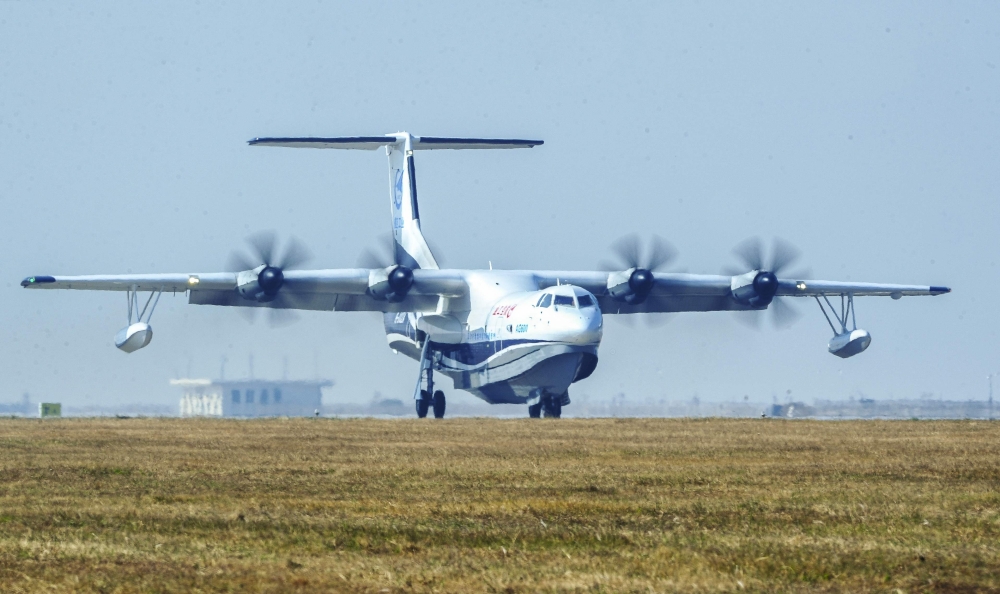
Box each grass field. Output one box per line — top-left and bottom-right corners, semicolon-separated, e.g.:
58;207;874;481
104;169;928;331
1;417;999;593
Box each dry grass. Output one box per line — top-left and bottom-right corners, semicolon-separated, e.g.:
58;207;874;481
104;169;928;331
1;417;998;593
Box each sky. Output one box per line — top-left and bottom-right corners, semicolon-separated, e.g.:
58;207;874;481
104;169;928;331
2;2;998;411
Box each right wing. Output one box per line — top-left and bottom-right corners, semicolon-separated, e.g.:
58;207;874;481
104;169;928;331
22;269;468;313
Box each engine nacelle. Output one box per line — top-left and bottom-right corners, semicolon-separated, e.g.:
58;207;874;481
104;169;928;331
368;265;414;302
828;329;871;358
115;322;153;353
607;268;655;305
730;270;779;307
236;264;284;302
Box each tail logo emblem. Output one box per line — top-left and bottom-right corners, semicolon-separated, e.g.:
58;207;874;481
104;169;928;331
393;169;404;209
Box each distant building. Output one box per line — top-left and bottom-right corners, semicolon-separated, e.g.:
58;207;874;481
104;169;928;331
171;379;333;418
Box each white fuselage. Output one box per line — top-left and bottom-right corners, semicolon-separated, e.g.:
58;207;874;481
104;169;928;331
384;271;603;404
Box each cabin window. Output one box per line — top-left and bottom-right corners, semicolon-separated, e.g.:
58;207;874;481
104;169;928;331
554;295;576;308
245;390;254;404
274;389;282;403
231;390;240;404
539;294;552;308
577;294;595;308
260;389;269;404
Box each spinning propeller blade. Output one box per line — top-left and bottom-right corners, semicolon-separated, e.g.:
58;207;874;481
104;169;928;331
357;234;398;269
603;234;679;329
228;230;314;327
729;236;809;330
732;236;800;276
607;233;677;272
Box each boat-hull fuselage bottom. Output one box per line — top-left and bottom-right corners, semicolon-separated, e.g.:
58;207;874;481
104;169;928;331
387;331;599;405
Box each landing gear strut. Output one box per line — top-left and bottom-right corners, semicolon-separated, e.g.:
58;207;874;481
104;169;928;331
413;339;446;419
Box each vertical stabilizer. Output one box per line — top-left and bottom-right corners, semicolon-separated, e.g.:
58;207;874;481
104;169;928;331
385;133;439;270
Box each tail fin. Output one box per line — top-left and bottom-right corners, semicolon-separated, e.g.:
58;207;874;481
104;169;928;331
249;133;543;269
386;133;437;269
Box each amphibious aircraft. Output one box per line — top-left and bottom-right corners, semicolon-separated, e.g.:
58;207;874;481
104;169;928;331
21;132;950;418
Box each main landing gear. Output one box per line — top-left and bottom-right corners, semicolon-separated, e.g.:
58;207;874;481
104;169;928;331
413;339;446;419
528;392;565;418
415;390;446;419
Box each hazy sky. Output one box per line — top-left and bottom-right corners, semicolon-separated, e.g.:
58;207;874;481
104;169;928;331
2;2;997;410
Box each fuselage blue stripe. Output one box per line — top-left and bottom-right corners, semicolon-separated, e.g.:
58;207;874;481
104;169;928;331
434;338;556;367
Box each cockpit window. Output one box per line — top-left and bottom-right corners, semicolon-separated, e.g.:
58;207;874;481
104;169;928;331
554;295;576;308
577;294;595;308
538;294;552;308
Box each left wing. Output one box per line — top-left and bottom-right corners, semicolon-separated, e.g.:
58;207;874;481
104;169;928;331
532;271;949;313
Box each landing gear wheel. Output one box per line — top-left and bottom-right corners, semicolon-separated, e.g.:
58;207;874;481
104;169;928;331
432;390;446;419
528;403;542;418
416;390;430;418
542;394;562;418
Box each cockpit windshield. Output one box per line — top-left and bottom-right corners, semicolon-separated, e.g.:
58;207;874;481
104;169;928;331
554;295;576;308
577;294;595;308
538;294;552;308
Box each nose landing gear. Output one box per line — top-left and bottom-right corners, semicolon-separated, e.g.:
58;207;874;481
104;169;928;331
528;392;567;418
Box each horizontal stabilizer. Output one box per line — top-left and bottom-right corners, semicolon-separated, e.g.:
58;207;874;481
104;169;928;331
412;137;543;150
248;136;391;150
249;134;543;151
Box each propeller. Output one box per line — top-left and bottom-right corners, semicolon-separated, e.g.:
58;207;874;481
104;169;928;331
730;236;800;277
228;230;313;327
602;233;677;275
228;230;312;276
601;234;679;327
356;234;397;270
725;237;810;330
357;234;414;302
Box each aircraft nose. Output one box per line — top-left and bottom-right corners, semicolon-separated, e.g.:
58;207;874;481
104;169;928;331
565;306;603;345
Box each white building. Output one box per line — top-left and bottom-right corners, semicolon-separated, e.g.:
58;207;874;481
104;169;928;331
172;379;333;418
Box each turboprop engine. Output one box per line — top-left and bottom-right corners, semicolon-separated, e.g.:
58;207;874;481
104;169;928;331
724;237;809;328
730;270;779;307
357;236;416;303
368;265;414;302
603;234;677;305
607;268;655;304
237;264;284;302
229;231;311;303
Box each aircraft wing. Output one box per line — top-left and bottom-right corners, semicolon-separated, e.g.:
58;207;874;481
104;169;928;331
21;269;468;313
773;279;951;298
21;268;948;314
533;271;949;314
